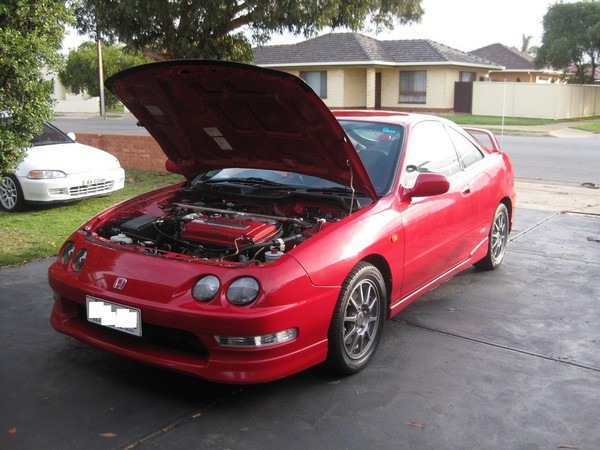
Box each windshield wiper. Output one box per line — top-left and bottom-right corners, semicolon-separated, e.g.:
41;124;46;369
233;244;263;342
305;186;356;195
203;177;287;186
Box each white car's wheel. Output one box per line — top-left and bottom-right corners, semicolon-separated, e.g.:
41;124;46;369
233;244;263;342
0;174;26;212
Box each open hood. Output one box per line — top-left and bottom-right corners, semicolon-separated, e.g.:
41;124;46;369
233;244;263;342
106;60;377;199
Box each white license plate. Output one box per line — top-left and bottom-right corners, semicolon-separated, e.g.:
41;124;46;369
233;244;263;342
83;177;105;186
86;296;142;336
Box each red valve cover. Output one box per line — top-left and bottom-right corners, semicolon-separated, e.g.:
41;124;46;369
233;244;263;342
181;217;278;246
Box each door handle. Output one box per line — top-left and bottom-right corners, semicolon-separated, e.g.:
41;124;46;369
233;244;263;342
461;185;471;194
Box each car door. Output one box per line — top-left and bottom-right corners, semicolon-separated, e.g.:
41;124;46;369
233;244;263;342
399;120;478;297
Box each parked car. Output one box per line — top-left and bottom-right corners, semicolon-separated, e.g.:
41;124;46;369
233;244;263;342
49;61;515;384
0;122;125;212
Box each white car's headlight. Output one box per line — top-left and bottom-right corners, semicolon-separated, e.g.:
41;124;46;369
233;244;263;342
28;170;67;179
227;277;260;305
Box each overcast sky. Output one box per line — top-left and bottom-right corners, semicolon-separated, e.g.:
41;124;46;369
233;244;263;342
268;0;585;52
63;0;583;54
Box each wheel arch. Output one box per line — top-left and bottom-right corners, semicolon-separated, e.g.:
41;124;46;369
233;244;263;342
500;195;514;232
360;254;392;318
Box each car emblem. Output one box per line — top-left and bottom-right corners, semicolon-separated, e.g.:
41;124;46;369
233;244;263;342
113;277;128;290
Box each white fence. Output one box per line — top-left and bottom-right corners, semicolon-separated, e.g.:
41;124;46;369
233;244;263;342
472;82;600;119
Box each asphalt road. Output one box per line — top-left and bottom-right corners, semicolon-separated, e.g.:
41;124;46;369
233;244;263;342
501;134;600;185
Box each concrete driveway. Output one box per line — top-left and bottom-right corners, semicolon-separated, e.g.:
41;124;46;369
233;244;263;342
1;203;599;449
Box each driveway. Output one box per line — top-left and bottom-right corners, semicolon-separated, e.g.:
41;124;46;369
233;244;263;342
2;204;599;449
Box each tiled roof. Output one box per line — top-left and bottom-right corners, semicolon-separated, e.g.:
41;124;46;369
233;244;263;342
253;32;500;68
470;43;535;70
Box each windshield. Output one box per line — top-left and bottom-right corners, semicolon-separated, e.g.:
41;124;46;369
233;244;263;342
31;123;74;146
194;168;344;189
192;120;404;197
340;120;404;195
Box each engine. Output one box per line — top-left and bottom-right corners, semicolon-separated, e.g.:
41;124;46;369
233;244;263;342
94;197;342;265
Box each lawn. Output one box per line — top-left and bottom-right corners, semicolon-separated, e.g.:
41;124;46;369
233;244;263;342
572;122;600;133
0;170;184;267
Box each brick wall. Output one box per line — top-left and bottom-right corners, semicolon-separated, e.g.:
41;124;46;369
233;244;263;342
76;134;168;173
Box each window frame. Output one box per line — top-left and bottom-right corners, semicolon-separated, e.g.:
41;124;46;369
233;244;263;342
399;70;427;104
299;70;328;99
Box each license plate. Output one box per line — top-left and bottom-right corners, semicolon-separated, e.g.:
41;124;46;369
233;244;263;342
86;296;142;336
83;177;105;186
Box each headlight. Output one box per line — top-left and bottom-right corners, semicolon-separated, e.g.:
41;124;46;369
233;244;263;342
72;249;87;272
192;275;220;302
60;241;75;265
28;170;67;179
227;277;260;305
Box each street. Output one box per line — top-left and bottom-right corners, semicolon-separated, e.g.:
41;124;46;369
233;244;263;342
51;114;600;186
2;120;599;449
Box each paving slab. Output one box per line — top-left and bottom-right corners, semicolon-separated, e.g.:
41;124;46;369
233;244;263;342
1;207;599;450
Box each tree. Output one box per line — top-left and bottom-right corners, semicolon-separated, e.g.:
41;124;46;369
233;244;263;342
521;33;532;53
71;0;424;62
0;0;72;174
535;1;600;84
59;42;152;109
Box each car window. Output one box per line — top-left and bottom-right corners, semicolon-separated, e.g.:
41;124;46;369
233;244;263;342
447;127;484;169
340;120;404;196
31;123;73;146
403;121;460;188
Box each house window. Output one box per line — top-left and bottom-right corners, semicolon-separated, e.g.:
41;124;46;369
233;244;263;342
300;71;327;98
460;71;476;82
399;71;426;104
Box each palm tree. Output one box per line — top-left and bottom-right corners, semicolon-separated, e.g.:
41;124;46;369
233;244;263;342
521;34;533;53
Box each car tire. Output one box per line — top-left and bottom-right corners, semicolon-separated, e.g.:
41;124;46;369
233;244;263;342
0;174;26;212
474;203;509;271
326;262;386;375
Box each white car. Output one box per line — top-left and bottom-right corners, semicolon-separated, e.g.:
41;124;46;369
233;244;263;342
1;122;125;212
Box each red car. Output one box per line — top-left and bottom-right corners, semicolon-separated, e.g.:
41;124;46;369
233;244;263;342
49;61;515;384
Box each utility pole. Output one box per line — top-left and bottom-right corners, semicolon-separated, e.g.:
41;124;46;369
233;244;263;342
96;24;106;116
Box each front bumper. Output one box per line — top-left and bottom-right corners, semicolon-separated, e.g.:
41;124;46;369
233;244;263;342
20;167;125;203
48;242;338;384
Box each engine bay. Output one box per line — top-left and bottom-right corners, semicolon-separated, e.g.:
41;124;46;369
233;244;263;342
93;190;357;265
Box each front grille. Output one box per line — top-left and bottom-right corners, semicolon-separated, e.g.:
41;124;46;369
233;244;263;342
77;304;208;357
69;181;114;197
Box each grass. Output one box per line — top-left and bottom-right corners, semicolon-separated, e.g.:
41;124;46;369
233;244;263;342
0;169;184;267
572;122;600;133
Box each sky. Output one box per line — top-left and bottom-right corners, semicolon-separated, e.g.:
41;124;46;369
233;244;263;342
62;0;584;54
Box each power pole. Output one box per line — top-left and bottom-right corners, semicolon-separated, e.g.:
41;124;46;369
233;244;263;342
96;25;106;116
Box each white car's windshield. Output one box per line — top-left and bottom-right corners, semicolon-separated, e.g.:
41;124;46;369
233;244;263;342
31;123;74;147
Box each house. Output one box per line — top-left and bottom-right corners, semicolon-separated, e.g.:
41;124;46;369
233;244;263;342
253;32;502;112
470;43;562;83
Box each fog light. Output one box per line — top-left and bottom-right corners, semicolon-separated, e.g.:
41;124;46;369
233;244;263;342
72;249;87;272
193;275;220;301
227;277;260;305
214;328;298;348
60;241;75;265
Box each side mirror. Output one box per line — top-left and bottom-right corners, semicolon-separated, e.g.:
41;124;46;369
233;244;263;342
67;132;77;141
164;159;182;174
405;173;450;198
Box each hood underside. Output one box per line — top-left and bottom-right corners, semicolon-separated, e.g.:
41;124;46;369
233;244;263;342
105;60;376;199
